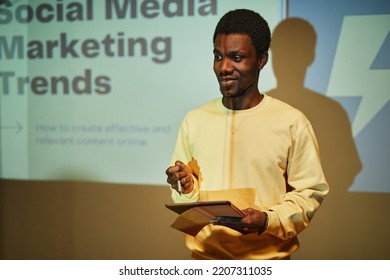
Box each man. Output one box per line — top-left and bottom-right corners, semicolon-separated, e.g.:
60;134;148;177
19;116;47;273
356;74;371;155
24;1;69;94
165;9;329;260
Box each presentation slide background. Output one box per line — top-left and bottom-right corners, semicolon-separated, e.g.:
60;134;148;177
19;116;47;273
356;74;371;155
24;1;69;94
288;0;390;193
1;0;389;193
0;0;283;185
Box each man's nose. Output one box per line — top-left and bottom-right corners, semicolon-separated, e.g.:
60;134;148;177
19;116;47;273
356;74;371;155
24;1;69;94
219;58;233;74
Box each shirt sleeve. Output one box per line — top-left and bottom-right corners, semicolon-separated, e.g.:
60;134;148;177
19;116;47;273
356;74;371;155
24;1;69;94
169;117;200;203
266;122;329;240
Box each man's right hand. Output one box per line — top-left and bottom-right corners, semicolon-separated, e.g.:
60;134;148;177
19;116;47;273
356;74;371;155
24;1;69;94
165;160;194;194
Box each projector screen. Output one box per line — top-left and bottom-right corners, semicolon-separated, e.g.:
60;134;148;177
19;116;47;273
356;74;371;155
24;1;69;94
1;0;389;193
0;0;283;185
287;0;390;193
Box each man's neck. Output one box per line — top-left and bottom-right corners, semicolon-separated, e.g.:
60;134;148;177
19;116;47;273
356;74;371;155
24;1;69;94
222;92;264;110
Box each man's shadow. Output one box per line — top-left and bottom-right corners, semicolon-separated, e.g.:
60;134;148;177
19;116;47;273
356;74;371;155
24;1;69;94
266;18;381;259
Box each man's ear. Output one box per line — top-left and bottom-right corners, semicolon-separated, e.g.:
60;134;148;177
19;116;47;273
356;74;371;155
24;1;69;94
258;52;269;70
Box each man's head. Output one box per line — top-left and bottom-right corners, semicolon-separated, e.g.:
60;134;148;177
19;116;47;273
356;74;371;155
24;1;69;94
212;9;270;109
213;9;271;59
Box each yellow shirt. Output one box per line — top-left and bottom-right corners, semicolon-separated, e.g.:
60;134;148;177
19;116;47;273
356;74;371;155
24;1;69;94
170;95;329;259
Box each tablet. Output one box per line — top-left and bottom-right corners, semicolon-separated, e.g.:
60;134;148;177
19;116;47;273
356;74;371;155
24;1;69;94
165;200;245;217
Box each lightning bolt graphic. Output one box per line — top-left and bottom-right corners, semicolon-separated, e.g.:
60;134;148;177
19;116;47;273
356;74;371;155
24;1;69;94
327;14;390;137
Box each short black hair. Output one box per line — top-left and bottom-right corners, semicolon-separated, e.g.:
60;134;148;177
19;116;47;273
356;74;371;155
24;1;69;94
213;9;271;58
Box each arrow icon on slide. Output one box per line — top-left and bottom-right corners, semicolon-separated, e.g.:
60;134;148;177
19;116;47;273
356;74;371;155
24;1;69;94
0;121;22;133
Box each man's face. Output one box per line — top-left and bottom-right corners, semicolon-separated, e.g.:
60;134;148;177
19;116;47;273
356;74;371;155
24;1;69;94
213;33;262;99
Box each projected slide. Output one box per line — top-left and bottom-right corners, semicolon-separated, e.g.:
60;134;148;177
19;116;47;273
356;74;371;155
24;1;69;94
2;0;389;193
287;0;390;193
0;0;281;185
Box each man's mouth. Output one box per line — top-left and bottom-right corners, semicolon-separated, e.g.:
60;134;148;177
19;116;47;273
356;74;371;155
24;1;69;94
219;77;236;87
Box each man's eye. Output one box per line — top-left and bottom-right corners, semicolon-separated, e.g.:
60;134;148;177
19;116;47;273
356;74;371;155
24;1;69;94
214;54;222;61
233;56;242;62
